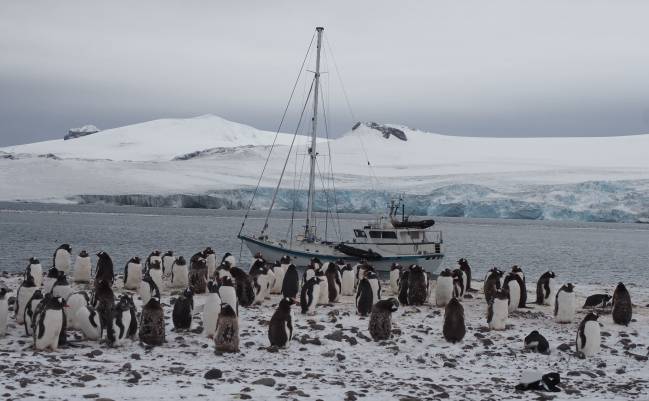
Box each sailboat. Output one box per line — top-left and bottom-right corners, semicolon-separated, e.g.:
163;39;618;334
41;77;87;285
237;27;444;274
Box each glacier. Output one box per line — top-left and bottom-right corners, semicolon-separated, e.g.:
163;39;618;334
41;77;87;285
1;115;648;223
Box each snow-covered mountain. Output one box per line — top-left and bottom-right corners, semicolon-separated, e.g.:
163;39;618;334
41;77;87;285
1;115;648;223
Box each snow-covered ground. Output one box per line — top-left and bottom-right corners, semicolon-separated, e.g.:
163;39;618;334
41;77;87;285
1;115;648;222
0;269;647;401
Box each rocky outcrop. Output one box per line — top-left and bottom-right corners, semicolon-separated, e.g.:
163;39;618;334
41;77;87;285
64;125;100;140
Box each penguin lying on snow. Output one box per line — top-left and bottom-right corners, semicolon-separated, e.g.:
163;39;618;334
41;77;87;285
443;297;466;343
0;287;11;336
536;271;556;306
576;312;600;357
554;283;576;323
583;294;611;309
139;296;165;346
524;330;550;354
53;244;72;274
515;371;561;392
172;288;194;331
214;304;239;353
612;282;632;326
369;298;399;341
73;250;92;284
33;294;66;351
203;281;222;339
268;297;294;348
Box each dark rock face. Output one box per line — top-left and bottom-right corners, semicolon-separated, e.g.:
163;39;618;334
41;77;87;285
64;125;100;140
353;121;408;141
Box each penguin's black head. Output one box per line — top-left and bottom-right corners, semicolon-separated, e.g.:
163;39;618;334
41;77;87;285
615;282;627;292
388;297;400;312
447;296;463;310
79;250;88;257
116;296;131;311
279;297;294;309
273;260;281;267
315;270;325;277
151;250;161;256
584;312;599;322
565;283;575;292
131;256;141;264
220;303;236;317
207;280;219;293
219;261;231;270
549;271;555;278
494;289;509;300
53;296;66;309
96;251;109;259
391;263;401;271
164;250;174;257
147;296;161;307
29;257;40;265
149;260;161;269
23;274;36;286
59;244;72;252
56;271;68;283
47;267;59;278
183;288;194;298
512;265;522;273
439;268;452;277
176;256;186;265
254;252;263;259
0;287;8;298
287;263;296;271
119;293;134;305
220;276;234;287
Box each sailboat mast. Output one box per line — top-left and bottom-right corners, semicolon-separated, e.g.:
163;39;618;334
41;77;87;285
305;26;324;240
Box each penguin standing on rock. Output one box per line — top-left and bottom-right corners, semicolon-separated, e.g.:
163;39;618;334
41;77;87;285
389;263;402;295
24;290;44;336
109;295;132;346
73;250;92;284
576;312;600;357
407;265;428;305
487;289;509;331
612;282;632;325
214;304;239;353
123;256;142;290
32;295;65;351
458;258;475;292
369;298;399;341
511;265;527;307
170;256;189;288
435;269;454;307
443;297;466;343
536;271;556;306
355;275;373;317
340;263;355;296
172;288;194;331
53;244;72;274
268;297;294;348
25;257;43;287
483;268;503;303
203;281;222;338
147;260;164;293
217;276;238;315
16;275;38;324
0;287;10;336
325;262;342;303
139;274;160;306
139;296;165;346
301;277;321;315
524;330;550;354
281;264;300;300
75;305;102;341
554;283;576;323
95;251;115;286
162;250;175;279
504;272;524;313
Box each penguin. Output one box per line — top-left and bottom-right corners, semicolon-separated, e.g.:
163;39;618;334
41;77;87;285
51;271;73;300
65;291;89;329
535;271;556;306
268;297;294;348
335;263;352;297
0;287;10;336
25;257;43;287
221;252;237;268
139;274;160;306
576;312;600;357
170;256;189;288
612;282;632;325
317;270;329;305
355;262;371;289
218;276;238;316
389;263;402;295
325;262;342;303
300;277;321;315
405;265;427;305
53;244;72;274
484;268;503;303
443;297;466;343
43;267;59;294
145;250;162;272
435;268;454;307
458;258;475;292
366;270;381;304
504;272;524;313
230;266;255;307
511;265;527;307
109;295;133;346
270;258;288;294
452;269;465;299
16;274;38;324
303;264;316;287
72;250;92;284
92;279;115;342
147;260;164;294
75;305;102;341
355;275;373;317
139;296;165;346
189;252;208;292
33;294;65;351
250;260;270;305
123;256;143;290
24;289;44;336
554;283;576;323
172;288;194;331
310;257;322;272
524;330;550;354
263;264;276;300
515;371;561;392
583;294;612;309
95;251;115;286
214;261;233;281
162;250;176;278
214;303;239;353
369;298;399;341
487;289;509;331
123;294;138;339
203;247;217;278
203;281;222;338
398;269;410;306
281;264;300;300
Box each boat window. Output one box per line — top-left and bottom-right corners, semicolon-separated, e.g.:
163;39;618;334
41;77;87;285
369;231;381;239
382;231;397;239
354;229;367;238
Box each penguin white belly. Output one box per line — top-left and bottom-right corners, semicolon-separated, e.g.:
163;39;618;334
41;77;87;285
0;298;7;336
218;287;237;314
264;270;275;299
30;265;43;287
545;278;556;306
73;257;92;283
555;291;576;323
35;310;63;350
224;255;236;267
76;306;102;341
16;287;37;324
171;265;189;288
308;284;320;315
66;293;88;329
369;279;380;304
139;283;153;305
271;266;286;294
341;271;355;296
390;269;400;295
489;298;509;330
124;263;142;290
435;277;454;307
24;298;42;335
253;275;268;305
305;269;315;283
52;285;73;301
318;277;329;305
205;255;216;278
508;281;521;312
112;310;131;346
161;256;174;278
580;321;600;356
202;294;221;338
43;278;56;295
54;251;71;274
460;270;468;293
149;270;163;293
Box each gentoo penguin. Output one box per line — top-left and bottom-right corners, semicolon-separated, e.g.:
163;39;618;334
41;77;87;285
583;294;612;309
95;251;115;286
250;260;270;305
214;304;239;353
366;270;381;304
316;270;329;305
300;277;321;315
263;264;276;300
230;266;255;307
32;295;65;351
515;371;561;392
576;312;600;357
612;282;632;325
504;272;524;313
271;257;290;294
310;257;322;272
139;296;165;346
203;281;222;338
511;265;527;307
303;264;316;287
535;271;556;306
162;250;176;278
524;330;550;354
340;263;355;296
443;297;466;343
25;257;43;287
389;263;402;295
325;262;342;303
51;271;73;300
458;258;475;292
43;267;59;294
221;252;237;268
483;268;503;303
75;305;102;341
369;298;399;341
123;256;143;290
16;274;38;324
487;289;509;331
0;287;10;336
53;244;72;274
355;275;373;317
24;290;44;336
214;261;233;281
398;269;410;306
147;260;164;294
355;262;372;288
145;250;162;272
139;274;160;306
188;256;208;294
218;276;238;315
170;256;189;288
407;265;428;305
124;294;138;339
92;279;115;341
72;250;92;284
109;295;132;346
172;288;194;331
268;297;294;348
452;269;465;299
203;247;217;278
281;264;300;300
65;291;90;329
435;269;454;307
554;283;576;323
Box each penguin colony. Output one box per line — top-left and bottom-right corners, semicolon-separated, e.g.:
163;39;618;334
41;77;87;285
0;248;638;394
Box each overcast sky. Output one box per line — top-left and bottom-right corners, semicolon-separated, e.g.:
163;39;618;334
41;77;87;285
2;0;649;146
